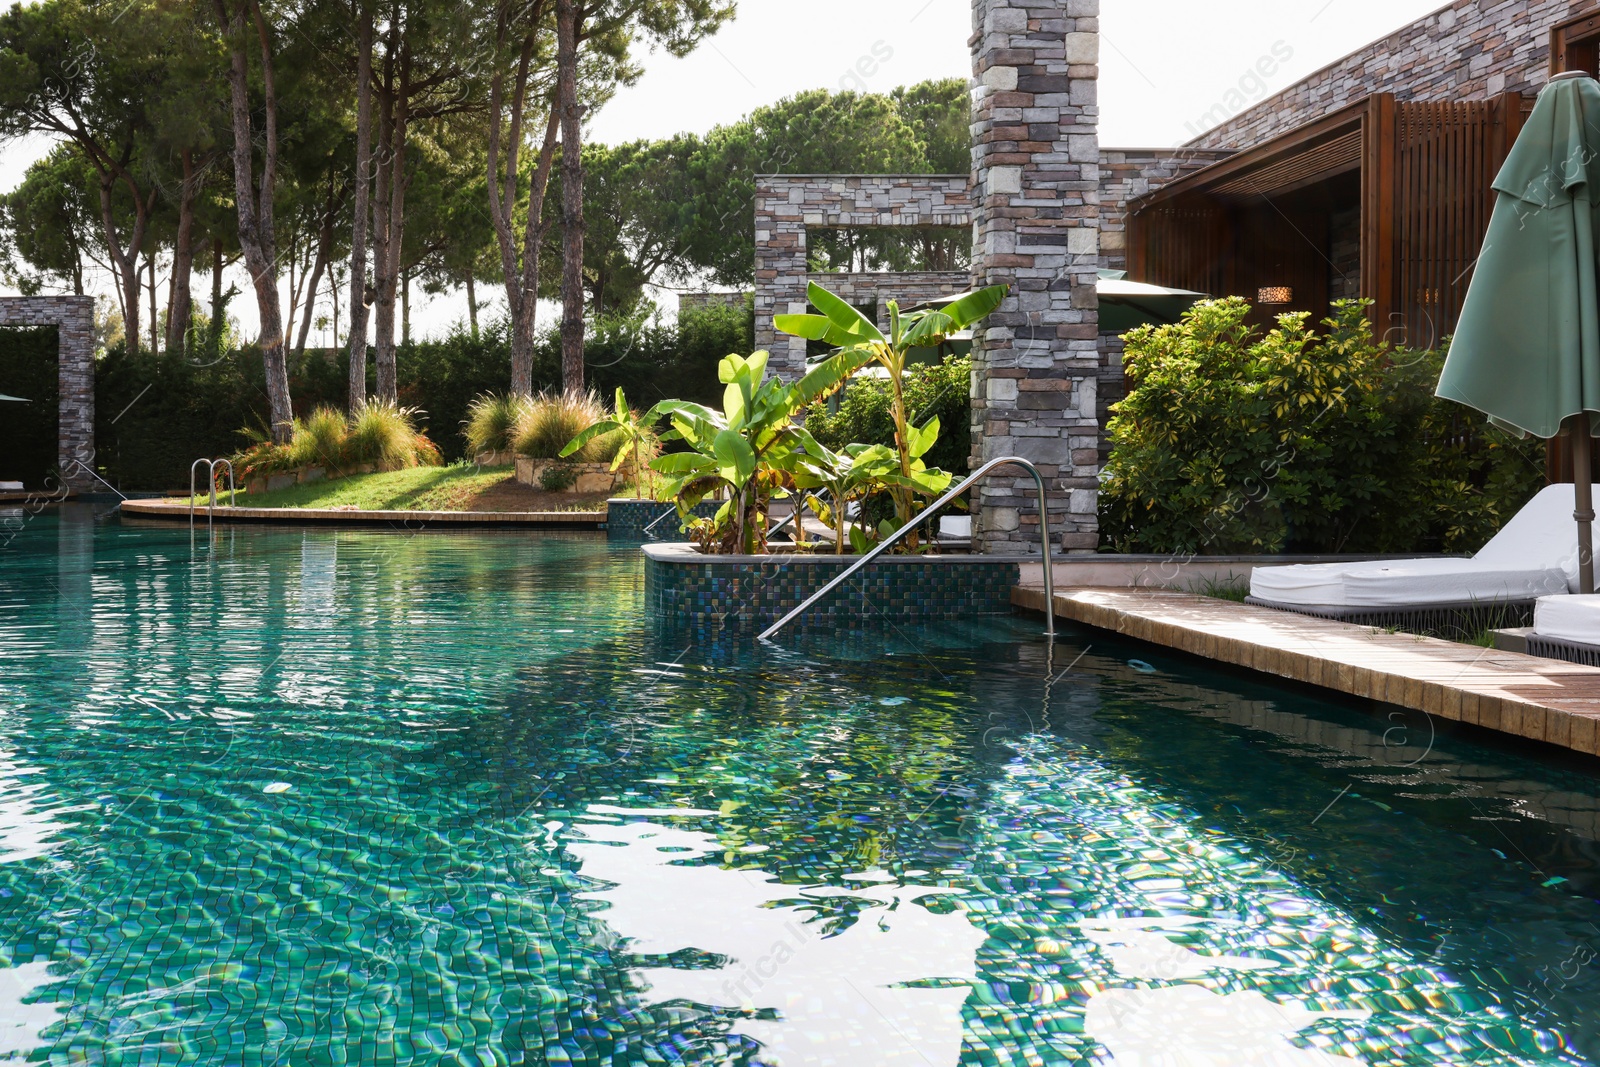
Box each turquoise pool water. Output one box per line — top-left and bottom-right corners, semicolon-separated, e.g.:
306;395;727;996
4;508;1600;1064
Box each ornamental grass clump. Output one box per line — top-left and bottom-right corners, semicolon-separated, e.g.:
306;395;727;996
232;402;440;479
348;401;435;471
513;392;623;462
463;393;531;457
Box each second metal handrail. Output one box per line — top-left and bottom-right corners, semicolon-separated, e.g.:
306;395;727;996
757;455;1055;641
189;458;236;528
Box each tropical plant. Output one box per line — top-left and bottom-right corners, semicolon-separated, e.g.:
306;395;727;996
512;392;623;462
559;387;663;498
776;280;1004;536
804;354;972;475
463;393;531;457
784;429;897;553
649;350;861;554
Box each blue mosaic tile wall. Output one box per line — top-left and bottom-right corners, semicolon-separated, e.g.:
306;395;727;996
606;500;720;540
644;553;1022;630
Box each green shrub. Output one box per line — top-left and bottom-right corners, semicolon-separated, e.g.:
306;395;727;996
1099;297;1544;555
513;392;623;462
463;393;530;457
232;401;439;479
802;354;972;474
538;462;578;492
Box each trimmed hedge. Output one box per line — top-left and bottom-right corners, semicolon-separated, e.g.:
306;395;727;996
90;303;748;491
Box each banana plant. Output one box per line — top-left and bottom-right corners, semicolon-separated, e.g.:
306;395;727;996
785;421;954;554
648;349;862;554
775;280;1006;535
559;386;660;498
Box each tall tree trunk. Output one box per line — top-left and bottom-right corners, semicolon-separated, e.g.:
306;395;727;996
371;21;395;405
347;2;374;410
209;237;225;354
215;0;293;443
98;175;144;354
294;175;337;361
556;0;584;395
147;253;158;354
166;150;198;355
465;269;477;339
401;268;410;346
374;44;410;404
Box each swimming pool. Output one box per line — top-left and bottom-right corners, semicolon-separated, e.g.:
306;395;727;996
3;506;1600;1064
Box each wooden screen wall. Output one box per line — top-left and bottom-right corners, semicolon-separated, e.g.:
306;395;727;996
1364;94;1524;349
1130;93;1524;347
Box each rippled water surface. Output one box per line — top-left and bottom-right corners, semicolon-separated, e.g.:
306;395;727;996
5;506;1600;1064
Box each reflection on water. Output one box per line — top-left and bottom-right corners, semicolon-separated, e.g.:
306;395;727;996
2;515;1600;1063
566;804;985;1065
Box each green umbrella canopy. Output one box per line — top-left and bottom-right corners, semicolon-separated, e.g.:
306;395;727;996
1437;73;1600;439
1096;269;1208;334
1438;71;1600;595
0;394;28;402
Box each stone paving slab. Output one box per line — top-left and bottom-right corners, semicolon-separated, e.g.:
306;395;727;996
1013;585;1600;758
119;499;605;528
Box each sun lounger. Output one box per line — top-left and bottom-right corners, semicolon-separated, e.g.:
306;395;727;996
1505;595;1600;666
1245;483;1592;636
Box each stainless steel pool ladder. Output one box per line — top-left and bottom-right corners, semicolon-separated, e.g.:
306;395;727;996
758;455;1056;642
189;458;236;528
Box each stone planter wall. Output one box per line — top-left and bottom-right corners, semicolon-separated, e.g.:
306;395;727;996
243;463;373;496
514;457;625;494
473;451;515;467
643;541;1022;630
606;498;721;540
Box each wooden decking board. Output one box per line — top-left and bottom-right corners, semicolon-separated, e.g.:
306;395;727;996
1012;585;1600;758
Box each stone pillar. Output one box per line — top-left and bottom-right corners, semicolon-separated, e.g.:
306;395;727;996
0;296;96;490
56;298;95;488
969;0;1100;554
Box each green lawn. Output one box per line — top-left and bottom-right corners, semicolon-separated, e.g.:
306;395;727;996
178;464;609;512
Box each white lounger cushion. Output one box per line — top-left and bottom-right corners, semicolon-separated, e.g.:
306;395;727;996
1534;594;1600;643
1249;483;1595;608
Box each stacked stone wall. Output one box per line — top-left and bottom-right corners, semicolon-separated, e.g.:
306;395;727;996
753;175;973;377
968;0;1101;554
0;297;94;489
1189;0;1589;151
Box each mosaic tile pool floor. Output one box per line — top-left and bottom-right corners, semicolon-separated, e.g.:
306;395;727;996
3;506;1600;1063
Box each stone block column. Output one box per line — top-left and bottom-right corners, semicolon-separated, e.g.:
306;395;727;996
0;296;95;490
969;0;1100;554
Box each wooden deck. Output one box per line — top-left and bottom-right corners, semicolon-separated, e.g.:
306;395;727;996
1013;585;1600;758
119;499;606;528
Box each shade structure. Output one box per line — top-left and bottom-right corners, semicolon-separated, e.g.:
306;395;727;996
1437;70;1600;593
0;394;28;402
1095;270;1208;334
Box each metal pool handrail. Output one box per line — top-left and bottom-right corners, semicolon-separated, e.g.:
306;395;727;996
757;455;1055;642
189;458;236;528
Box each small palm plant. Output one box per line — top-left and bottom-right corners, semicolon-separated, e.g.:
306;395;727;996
776;280;1006;536
559;387;662;498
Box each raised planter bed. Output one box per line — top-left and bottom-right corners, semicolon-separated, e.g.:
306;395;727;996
643;541;1023;630
242;463;374;496
606;498;720;540
514;457;624;494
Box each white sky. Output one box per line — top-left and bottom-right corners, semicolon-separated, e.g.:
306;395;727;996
0;0;1452;338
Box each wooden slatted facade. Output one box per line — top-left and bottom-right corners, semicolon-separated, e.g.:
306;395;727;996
1127;92;1528;347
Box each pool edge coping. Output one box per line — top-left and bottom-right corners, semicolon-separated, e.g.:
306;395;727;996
1013;585;1600;759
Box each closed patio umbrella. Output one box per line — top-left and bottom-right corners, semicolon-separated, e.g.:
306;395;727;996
0;394;27;402
1437;70;1600;594
1096;269;1208;334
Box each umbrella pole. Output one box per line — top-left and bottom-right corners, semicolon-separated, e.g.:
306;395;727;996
1574;415;1595;596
